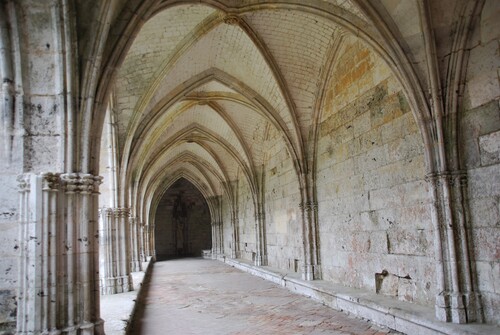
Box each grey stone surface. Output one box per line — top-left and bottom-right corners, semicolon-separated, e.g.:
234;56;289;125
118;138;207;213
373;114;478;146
0;0;499;333
130;258;400;335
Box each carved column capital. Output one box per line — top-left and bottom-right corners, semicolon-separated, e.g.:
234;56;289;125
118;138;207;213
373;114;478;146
80;174;95;194
99;207;113;217
41;172;60;191
92;175;104;194
425;170;468;188
61;173;103;194
307;201;318;212
114;207;130;218
17;174;31;193
450;171;468;187
299;201;318;212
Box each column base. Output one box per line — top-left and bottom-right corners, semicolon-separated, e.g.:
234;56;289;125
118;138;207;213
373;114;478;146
100;275;131;295
254;254;267;266
302;264;314;281
131;260;142;272
464;292;483;323
301;264;322;281
212;253;218;259
435;292;477;323
60;319;104;335
435;292;449;322
450;293;467;323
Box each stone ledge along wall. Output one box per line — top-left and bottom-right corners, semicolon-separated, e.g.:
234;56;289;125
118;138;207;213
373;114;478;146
316;36;435;306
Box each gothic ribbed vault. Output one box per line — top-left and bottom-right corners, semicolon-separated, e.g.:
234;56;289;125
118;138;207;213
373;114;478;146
1;1;499;334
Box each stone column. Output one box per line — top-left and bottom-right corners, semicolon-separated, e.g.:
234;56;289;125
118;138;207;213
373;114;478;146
254;209;267;266
129;215;142;272
216;196;224;257
143;223;151;259
299;200;320;281
426;172;481;323
138;221;147;262
17;173;104;335
228;180;240;259
211;219;217;259
230;212;240;259
218;219;224;256
98;208;112;294
98;207;132;295
114;208;131;288
146;224;156;261
254;167;267;267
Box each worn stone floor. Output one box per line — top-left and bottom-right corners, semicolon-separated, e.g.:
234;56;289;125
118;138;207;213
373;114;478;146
129;258;400;335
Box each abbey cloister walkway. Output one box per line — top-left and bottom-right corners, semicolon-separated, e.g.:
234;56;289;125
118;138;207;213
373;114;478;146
126;258;397;335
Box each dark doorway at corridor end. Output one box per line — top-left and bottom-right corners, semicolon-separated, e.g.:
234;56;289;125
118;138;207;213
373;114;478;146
154;178;212;260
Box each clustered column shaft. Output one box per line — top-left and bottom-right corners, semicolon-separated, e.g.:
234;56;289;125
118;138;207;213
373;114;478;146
129;215;142;272
426;172;480;323
17;173;104;335
98;208;132;295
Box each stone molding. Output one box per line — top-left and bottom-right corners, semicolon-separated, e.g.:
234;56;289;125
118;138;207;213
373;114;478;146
223;14;240;26
61;173;103;194
299;201;318;212
425;170;468;188
41;172;60;191
17;174;30;193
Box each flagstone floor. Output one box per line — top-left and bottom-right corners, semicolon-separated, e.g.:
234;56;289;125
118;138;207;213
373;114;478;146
128;258;399;335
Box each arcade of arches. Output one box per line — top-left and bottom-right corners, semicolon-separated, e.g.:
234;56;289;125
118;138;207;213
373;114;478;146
0;0;499;334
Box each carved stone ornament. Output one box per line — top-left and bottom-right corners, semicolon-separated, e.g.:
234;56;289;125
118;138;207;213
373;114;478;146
61;173;103;194
425;171;468;188
115;207;130;218
17;174;30;193
41;172;60;191
223;15;240;25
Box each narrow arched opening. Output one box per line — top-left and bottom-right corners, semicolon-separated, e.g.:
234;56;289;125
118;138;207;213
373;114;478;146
154;178;212;260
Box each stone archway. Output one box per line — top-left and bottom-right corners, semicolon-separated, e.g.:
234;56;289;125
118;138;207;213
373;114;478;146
154;178;212;260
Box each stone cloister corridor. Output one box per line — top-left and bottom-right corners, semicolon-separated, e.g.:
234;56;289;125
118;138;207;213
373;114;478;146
0;0;499;334
128;258;401;335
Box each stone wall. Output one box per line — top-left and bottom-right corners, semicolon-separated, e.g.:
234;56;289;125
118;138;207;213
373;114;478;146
0;174;18;333
236;172;257;262
263;126;303;272
221;193;234;255
461;0;500;324
1;0;499;331
316;37;434;306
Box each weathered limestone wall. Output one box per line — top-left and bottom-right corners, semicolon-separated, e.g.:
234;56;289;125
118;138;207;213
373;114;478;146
263;127;303;272
461;0;500;324
0;170;18;332
221;193;234;256
0;173;18;333
0;1;66;331
316;37;434;306
236;173;257;262
154;179;211;260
